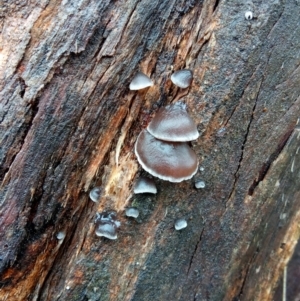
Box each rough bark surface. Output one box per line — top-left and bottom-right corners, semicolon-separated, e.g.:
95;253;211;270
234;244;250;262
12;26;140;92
0;0;300;300
274;239;300;301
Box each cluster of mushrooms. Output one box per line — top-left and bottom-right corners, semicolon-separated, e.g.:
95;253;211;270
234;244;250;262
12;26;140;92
134;101;199;182
130;69;199;182
89;69;201;239
129;69;199;182
90;176;158;240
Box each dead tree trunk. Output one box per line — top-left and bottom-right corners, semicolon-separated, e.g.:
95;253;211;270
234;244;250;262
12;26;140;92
0;0;300;300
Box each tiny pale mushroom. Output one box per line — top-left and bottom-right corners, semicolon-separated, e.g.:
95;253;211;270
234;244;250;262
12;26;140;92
125;207;139;218
56;231;65;240
95;211;120;240
129;71;153;90
95;223;117;240
174;218;187;230
245;11;253;20
195;180;205;189
133;176;157;194
89;187;101;202
171;69;193;88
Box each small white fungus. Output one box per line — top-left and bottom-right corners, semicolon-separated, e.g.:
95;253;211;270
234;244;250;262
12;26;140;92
133;176;157;194
114;220;121;228
280;213;287;220
195;180;205;189
125;207;139;218
95;223;117;240
129;72;153;90
95;211;120;240
171;69;193;88
174;218;187;230
56;231;65;240
89;187;101;202
245;11;253;20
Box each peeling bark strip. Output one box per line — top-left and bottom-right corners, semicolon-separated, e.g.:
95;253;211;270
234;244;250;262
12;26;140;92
0;0;300;301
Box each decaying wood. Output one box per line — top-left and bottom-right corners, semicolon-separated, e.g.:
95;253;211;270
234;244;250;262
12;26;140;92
0;0;300;300
274;239;300;301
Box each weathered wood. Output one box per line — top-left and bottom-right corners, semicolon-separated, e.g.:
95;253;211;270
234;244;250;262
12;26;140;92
274;239;300;301
0;0;300;300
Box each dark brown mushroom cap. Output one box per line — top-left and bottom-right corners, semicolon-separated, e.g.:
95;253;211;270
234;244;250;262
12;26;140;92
147;102;199;141
171;69;193;88
134;130;198;182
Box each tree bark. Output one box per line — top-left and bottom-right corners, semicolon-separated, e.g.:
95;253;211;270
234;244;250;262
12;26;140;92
274;239;300;301
0;0;300;300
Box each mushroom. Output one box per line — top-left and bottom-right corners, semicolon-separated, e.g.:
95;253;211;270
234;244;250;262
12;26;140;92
134;130;198;182
170;69;193;88
147;102;199;141
174;218;187;230
95;211;120;240
133;176;157;194
129;71;153;90
125;207;139;218
195;180;205;189
95;223;118;240
89;187;101;202
56;231;65;240
245;11;253;20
